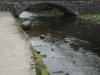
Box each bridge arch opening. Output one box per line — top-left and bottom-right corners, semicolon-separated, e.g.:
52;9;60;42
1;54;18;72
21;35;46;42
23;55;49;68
22;3;76;17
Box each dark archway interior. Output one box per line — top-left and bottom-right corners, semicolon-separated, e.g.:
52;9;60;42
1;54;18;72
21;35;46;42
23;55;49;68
25;3;76;17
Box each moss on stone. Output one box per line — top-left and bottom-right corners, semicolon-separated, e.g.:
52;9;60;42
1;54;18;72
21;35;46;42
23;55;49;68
31;50;48;75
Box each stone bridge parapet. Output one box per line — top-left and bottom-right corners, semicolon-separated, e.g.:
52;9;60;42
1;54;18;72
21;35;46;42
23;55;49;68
0;0;100;16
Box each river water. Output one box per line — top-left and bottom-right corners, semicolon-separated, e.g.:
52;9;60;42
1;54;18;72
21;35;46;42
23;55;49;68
19;11;100;75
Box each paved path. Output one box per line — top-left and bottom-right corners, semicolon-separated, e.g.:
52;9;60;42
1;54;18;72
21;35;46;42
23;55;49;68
0;12;35;75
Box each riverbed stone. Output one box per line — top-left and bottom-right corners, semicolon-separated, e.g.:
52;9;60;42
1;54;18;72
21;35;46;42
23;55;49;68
21;20;32;30
40;35;45;39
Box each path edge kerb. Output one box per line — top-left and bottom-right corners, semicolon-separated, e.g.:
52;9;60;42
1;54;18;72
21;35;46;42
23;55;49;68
15;17;49;75
14;18;36;75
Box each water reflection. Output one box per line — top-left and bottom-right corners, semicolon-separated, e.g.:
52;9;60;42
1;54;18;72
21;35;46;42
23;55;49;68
26;16;100;54
19;11;37;19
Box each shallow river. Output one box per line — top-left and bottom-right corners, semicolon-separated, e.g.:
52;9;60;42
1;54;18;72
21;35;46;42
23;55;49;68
19;11;100;75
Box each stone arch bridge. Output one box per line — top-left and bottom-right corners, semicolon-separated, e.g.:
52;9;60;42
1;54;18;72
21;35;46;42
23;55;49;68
0;0;100;16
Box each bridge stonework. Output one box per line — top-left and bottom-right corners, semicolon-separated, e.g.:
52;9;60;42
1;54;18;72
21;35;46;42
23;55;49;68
0;0;100;16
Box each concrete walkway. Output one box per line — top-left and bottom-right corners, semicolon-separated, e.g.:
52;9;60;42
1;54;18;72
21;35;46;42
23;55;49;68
0;12;35;75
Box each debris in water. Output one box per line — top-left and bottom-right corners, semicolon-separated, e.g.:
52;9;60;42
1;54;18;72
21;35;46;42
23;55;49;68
52;57;55;59
52;42;55;44
51;48;54;51
73;61;76;64
56;43;60;48
64;40;68;43
50;44;52;46
35;51;41;54
65;73;69;75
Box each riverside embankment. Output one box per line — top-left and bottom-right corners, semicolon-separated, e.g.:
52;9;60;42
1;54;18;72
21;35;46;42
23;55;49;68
0;12;36;75
78;14;100;24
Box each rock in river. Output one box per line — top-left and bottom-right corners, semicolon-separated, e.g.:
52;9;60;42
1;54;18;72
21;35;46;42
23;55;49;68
40;35;45;39
21;20;31;30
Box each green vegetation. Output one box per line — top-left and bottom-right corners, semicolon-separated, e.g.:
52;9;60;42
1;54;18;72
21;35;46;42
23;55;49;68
31;50;48;75
78;14;100;22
